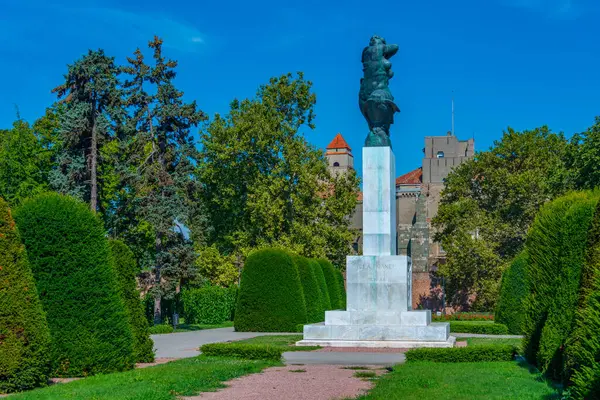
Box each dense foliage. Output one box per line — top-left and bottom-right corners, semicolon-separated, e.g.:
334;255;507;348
311;259;331;311
0;198;51;393
449;322;509;335
182;285;237;324
520;191;598;383
109;240;154;363
199;343;283;361
405;345;517;363
432;313;494;322
433;127;576;310
335;268;346;309
495;251;529;334
197;73;360;268
293;255;325;323
318;259;342;309
234;248;306;332
563;199;600;399
14;193;134;376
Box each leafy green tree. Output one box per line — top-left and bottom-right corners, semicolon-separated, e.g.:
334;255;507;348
0;198;51;393
433;126;575;310
198;73;359;268
571;116;600;190
0;120;50;205
50;49;123;212
120;36;206;324
194;244;239;287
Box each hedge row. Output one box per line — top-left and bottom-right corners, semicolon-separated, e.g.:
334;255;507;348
0;198;51;393
522;192;598;383
449;322;509;335
432;313;494;322
234;248;346;332
495;251;529;334
182;285;237;325
14;193;135;377
200;343;283;361
109;240;155;363
405;345;517;363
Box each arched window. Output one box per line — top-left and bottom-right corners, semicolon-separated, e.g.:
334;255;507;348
436;151;444;158
333;162;340;167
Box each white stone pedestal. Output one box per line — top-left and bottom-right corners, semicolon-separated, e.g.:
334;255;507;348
297;147;453;348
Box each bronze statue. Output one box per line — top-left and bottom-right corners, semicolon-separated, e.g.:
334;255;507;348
359;35;400;147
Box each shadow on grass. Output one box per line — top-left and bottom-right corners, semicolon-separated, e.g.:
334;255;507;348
515;357;563;399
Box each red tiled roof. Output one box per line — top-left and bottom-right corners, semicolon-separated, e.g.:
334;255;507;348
357;191;363;201
396;167;422;185
326;133;352;151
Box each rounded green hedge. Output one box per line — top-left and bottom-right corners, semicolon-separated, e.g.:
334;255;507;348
310;259;331;311
318;258;341;310
335;268;346;309
0;198;51;393
565;199;600;399
293;255;325;323
14;193;135;377
182;285;237;324
234;248;307;332
109;240;155;363
495;251;529;335
522;191;599;382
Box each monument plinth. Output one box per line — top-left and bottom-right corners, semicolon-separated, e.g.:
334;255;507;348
298;147;454;348
297;35;453;348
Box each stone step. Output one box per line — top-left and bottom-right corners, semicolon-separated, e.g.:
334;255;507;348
303;322;449;342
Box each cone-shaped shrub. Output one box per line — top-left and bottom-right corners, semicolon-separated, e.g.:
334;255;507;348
335;269;346;309
495;251;529;335
109;240;155;363
293;255;325;323
234;248;307;332
14;193;134;377
311;259;331;310
0;198;51;393
318;258;342;309
537;192;598;380
522;191;599;381
564;199;600;399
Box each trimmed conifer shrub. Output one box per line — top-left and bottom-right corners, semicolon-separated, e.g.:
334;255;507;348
109;239;155;363
495;251;529;335
234;248;307;332
293;255;325;323
335;268;346;309
14;193;135;377
0;198;51;393
318;258;341;309
311;259;331;311
536;192;598;380
564;199;600;399
522;194;577;366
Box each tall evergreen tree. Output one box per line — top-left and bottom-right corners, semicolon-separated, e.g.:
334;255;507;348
121;37;206;323
50;49;122;212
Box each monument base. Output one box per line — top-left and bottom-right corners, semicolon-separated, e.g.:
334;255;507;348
296;337;456;349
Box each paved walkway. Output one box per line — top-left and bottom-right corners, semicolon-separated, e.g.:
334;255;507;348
151;327;297;358
284;351;404;366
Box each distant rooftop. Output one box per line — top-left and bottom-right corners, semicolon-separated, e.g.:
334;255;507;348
326;133;352;151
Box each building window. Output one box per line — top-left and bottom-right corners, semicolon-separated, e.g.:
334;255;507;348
333;162;340;167
436;151;444;158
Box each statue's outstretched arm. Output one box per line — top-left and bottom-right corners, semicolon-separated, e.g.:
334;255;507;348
384;44;399;58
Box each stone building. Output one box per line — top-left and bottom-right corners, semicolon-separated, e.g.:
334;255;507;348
325;132;475;310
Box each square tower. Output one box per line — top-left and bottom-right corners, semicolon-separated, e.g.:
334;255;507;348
326;133;354;176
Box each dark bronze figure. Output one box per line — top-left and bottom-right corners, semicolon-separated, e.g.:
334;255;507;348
359;35;400;147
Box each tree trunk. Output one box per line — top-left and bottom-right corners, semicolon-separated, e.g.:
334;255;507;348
90;103;98;212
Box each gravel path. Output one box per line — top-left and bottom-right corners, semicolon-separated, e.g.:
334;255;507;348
184;364;386;400
283;351;405;366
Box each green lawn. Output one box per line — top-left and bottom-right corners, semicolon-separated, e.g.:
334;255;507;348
231;334;321;351
356;361;559;400
174;320;234;332
10;356;277;400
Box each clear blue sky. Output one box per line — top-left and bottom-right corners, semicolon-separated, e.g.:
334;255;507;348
2;0;600;176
